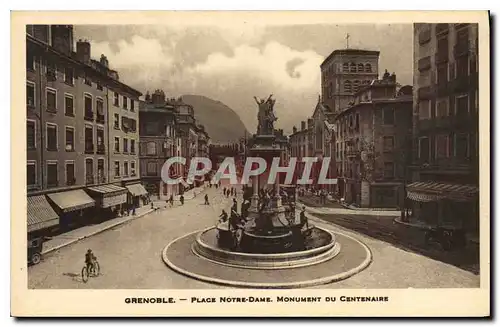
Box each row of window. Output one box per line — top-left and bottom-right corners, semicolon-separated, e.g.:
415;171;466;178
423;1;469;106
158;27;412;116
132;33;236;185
112;92;136;111
27;54;107;92
27;82;106;121
27;159;138;188
140;141;176;157
344;80;371;93
337;162;395;179
418;133;476;161
418;93;476;120
27;120;137;154
343;62;373;73
113;137;137;154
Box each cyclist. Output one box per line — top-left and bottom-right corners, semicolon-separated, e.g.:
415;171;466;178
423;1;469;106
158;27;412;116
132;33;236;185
85;249;96;273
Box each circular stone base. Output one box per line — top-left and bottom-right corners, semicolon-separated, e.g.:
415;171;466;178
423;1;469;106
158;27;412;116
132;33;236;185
193;226;340;269
162;228;372;288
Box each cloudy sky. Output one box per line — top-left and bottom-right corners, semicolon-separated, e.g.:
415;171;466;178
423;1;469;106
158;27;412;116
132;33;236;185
75;24;413;133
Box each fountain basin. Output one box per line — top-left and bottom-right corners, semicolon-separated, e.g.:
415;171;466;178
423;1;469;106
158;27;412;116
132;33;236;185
192;226;340;269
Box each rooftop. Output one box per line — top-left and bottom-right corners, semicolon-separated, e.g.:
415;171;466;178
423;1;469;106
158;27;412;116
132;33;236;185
321;48;380;67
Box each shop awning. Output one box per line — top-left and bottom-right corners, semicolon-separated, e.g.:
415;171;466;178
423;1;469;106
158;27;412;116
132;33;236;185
87;184;128;208
87;184;127;196
407;181;479;202
27;195;59;232
47;190;95;213
126;183;148;196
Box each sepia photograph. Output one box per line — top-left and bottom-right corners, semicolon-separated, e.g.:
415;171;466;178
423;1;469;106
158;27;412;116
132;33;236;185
11;10;490;317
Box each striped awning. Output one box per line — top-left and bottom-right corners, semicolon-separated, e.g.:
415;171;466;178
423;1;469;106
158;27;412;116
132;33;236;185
126;183;148;196
47;190;95;213
407;181;479;202
27;195;59;232
87;185;128;208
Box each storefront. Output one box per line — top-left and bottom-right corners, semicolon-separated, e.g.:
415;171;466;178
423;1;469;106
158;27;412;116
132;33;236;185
406;181;479;234
27;195;60;237
46;189;96;232
86;184;128;219
125;183;149;208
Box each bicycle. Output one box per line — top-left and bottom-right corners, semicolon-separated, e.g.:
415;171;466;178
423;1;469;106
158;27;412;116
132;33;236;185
81;259;100;283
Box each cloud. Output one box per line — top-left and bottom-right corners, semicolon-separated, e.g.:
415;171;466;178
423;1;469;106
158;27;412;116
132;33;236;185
79;24;413;136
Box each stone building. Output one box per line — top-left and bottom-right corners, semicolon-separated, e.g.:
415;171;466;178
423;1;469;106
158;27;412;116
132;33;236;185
334;72;413;208
26;25;143;236
139;90;180;198
408;23;479;241
320;49;380;113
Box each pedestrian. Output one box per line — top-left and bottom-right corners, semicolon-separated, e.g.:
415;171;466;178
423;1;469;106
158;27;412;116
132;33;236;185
169;194;174;207
204;194;210;205
180;195;184;205
223;187;227;197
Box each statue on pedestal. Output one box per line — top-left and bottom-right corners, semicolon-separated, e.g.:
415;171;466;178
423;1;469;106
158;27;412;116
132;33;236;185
254;94;277;135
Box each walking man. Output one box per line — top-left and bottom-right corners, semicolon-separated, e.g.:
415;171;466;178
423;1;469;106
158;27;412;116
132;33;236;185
180;195;185;206
204;194;210;205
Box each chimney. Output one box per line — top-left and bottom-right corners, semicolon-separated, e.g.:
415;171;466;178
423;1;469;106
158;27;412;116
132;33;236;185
50;25;73;56
307;118;313;129
301;121;306;131
76;39;91;64
292;126;297;134
152;89;166;104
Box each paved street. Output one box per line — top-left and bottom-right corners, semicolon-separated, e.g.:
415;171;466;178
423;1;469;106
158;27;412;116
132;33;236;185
28;182;479;289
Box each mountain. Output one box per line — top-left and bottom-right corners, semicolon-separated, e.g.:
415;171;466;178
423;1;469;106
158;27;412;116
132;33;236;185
181;94;250;143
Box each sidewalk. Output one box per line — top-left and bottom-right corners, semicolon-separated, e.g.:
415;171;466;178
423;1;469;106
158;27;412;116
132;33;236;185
299;202;402;217
42;205;155;255
42;183;212;255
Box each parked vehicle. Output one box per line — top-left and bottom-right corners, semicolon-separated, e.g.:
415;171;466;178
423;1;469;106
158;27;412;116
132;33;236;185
27;237;45;265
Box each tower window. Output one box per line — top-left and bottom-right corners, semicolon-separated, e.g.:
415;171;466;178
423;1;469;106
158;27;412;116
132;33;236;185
365;63;372;72
358;63;364;72
344;80;352;93
350;63;357;72
343;63;349;72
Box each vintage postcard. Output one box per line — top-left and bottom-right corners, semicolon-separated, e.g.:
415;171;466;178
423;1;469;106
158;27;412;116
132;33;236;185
11;11;490;317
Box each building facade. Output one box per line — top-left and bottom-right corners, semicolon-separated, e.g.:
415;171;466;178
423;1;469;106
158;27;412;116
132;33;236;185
26;25;143;237
139;90;179;198
334;72;413;208
320;49;380;113
408;23;479;239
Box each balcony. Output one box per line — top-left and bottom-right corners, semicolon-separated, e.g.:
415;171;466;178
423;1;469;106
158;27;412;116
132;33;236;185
84;112;94;121
418;56;431;71
96;144;105;154
435;51;449;64
85;175;95;185
417;86;432;99
96;114;105;124
454;41;470;57
85;144;94;154
435;23;449;35
418;29;431;45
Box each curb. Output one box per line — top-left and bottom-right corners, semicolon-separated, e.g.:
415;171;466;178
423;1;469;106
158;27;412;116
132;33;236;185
161;228;372;289
41;208;155;255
